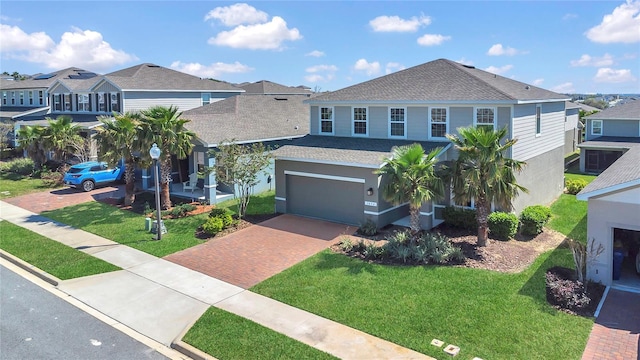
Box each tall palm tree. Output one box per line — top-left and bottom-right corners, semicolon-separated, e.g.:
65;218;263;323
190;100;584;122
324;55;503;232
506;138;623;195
17;124;47;168
376;144;444;242
140;105;195;209
44;115;81;162
96;112;143;206
446;126;527;247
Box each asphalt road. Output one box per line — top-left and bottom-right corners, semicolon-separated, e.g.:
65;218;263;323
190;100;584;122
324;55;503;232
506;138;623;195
0;265;169;360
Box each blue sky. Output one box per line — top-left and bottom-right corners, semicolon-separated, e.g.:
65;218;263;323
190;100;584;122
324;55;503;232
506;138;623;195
1;1;639;94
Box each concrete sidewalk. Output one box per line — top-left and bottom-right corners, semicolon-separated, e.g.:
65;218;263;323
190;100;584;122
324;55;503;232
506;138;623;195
0;200;432;360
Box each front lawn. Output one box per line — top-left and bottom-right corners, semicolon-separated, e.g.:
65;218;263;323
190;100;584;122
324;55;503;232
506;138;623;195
549;194;588;244
41;191;275;258
0;221;120;279
183;307;336;360
251;248;592;360
0;172;52;199
565;172;597;185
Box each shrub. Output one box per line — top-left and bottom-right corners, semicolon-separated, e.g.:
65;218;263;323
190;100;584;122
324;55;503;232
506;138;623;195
0;158;35;175
442;206;477;231
202;216;224;236
39;168;64;188
339;237;354;252
545;271;591;312
357;219;378;236
382;231;464;265
488;212;519;240
208;207;234;228
165;203;197;218
520;205;551;235
565;179;587;195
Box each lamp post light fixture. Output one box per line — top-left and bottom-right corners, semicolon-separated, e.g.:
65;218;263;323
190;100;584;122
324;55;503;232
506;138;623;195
149;143;163;240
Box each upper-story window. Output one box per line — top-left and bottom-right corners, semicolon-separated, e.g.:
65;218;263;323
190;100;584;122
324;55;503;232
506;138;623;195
10;91;15;105
53;94;62;111
389;107;406;138
64;94;72;111
77;94;91;112
110;93;120;113
429;107;448;139
202;93;211;105
474;107;496;130
591;120;602;136
19;91;24;105
2;91;6;105
38;91;44;105
28;91;34;105
535;105;542;135
353;107;368;136
319;106;334;134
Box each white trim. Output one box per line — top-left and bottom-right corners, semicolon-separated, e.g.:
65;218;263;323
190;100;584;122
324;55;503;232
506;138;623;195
577;180;640;200
208;134;306;148
428;106;449;139
351;106;369;137
473;106;497;129
436;143;452;158
318;106;335;135
591;119;603;136
420;211;433;216
276;156;380;169
275;196;286;202
284;170;365;183
593;286;610;318
364;203;408;216
388;107;407;139
306;98;570;106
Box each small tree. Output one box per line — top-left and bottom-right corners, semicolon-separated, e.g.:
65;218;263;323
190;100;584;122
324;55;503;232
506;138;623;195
69;136;97;163
567;238;605;284
211;140;273;219
0;123;13;159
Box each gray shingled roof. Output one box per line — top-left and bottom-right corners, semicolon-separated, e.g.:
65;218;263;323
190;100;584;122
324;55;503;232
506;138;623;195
309;59;568;104
239;80;313;95
577;146;640;198
0;68;98;90
584;99;640;121
578;136;640;149
182;94;309;146
0;106;49;120
104;63;244;92
273;135;447;167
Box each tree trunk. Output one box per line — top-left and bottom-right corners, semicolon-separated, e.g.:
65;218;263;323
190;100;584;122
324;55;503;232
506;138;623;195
160;157;172;209
409;204;421;245
476;198;489;247
123;159;135;206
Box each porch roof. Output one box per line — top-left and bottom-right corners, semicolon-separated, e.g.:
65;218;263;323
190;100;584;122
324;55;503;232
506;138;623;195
578;136;640;150
577;146;640;200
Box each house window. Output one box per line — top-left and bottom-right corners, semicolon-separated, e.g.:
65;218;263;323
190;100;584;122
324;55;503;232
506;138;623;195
64;94;72;111
353;107;368;136
77;94;90;111
319;107;334;134
38;91;44;105
53;94;62;111
110;93;120;112
19;91;24;105
202;93;211;105
2;91;6;105
591;120;602;136
535;105;542;135
389;107;406;138
97;93;107;112
474;107;496;129
429;107;448;138
10;91;15;105
28;91;34;105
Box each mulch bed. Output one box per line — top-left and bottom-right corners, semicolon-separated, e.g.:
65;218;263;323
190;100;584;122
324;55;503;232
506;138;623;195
546;266;606;317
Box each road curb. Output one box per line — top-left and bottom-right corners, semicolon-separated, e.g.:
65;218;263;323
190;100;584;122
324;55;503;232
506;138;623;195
0;249;60;286
171;317;218;360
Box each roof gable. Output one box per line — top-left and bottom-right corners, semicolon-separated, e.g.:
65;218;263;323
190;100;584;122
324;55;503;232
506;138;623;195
239;80;312;95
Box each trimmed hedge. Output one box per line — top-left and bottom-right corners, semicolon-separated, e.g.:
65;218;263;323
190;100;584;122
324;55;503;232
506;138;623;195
565;179;587;195
488;212;518;240
443;206;477;231
519;205;551;235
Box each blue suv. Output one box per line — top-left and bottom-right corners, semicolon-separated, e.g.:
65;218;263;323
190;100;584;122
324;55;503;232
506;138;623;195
63;161;123;192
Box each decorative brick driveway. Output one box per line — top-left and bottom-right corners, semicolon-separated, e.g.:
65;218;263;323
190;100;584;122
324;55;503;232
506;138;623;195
164;214;354;289
582;289;640;360
3;185;124;213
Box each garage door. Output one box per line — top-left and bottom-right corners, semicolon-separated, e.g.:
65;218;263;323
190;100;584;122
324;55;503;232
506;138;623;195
286;174;364;225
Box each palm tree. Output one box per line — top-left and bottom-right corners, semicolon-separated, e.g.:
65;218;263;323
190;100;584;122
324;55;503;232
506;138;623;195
140;105;195;209
446;126;527;247
17;124;47;168
44;115;81;162
96;113;143;206
375;144;444;242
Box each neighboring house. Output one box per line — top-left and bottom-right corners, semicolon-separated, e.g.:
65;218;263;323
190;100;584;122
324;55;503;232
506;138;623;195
577;146;640;288
238;80;313;96
173;92;310;204
578;100;640;173
273;58;570;228
564;102;584;155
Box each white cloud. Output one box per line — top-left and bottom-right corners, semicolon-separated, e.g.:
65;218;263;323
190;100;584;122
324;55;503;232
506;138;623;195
306;64;338;73
487;43;522;56
369;15;431;32
0;25;137;71
586;0;640;43
304;64;337;83
594;67;637;83
552;82;575;93
385;62;405;74
456;58;474;66
204;3;268;26
533;78;544;86
353;59;381;76
484;64;513;75
305;50;325;57
170;61;253;78
416;34;451;46
570;53;614;67
563;13;578;20
208;16;302;50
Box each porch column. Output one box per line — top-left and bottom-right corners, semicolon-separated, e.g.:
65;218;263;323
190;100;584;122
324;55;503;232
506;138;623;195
204;153;216;205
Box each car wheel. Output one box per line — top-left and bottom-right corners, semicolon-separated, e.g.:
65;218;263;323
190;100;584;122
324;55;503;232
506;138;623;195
82;180;95;192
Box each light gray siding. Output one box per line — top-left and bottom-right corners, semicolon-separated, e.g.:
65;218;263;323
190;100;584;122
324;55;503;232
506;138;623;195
94;82;120;93
498;107;511;136
565;108;579;131
49;83;72;94
123;91;237;112
512;145;564;213
512;102;564;161
407;106;428;141
449;107;473;138
369;106;387;138
565;129;579;155
601;120;640;138
334;106;351;137
310;105;319;135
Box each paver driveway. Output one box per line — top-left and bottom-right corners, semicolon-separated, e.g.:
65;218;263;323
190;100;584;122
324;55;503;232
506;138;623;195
164;214;354;289
3;185;124;213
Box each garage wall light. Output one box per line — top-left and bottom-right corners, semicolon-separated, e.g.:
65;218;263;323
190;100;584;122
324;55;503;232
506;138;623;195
367;187;374;196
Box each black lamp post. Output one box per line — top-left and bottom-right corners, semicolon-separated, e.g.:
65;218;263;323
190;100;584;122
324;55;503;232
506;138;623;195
149;143;162;240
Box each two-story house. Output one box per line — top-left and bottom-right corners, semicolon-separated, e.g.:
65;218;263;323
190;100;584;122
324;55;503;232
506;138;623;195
273;58;569;229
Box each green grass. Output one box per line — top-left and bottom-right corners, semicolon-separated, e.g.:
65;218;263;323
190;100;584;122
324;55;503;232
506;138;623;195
565;172;597;185
0;221;120;279
215;190;275;216
0;172;53;199
549;194;588;243
183;307;336;360
251;248;593;360
41;191;276;258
